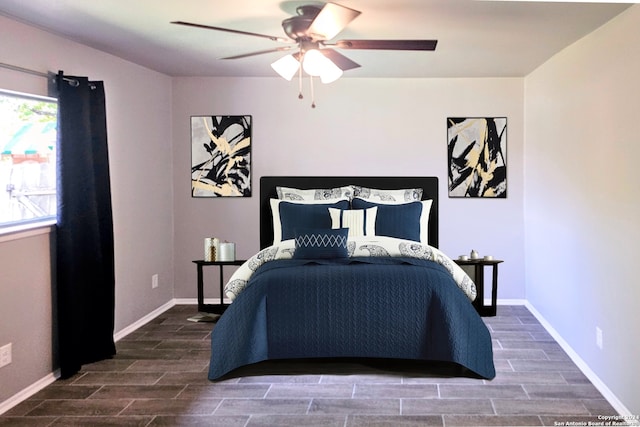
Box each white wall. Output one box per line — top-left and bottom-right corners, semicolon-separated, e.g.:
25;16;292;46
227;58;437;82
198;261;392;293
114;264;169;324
0;230;53;404
0;15;174;403
524;5;640;415
11;2;640;416
171;76;525;303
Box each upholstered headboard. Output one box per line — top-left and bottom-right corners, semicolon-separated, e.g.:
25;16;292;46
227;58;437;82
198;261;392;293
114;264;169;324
259;176;439;249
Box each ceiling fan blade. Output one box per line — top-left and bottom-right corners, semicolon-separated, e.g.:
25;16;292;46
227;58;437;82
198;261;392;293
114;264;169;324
320;49;360;71
307;3;361;41
333;39;438;51
171;21;290;43
220;46;296;60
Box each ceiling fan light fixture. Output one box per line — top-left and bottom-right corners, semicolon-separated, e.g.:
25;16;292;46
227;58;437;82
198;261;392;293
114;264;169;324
271;54;300;81
319;64;342;84
302;49;342;83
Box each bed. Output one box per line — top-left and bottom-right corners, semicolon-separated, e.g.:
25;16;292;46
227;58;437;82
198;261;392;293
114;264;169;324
208;176;495;380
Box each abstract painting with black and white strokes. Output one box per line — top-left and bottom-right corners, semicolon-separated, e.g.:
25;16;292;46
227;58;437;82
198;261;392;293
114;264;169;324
447;117;507;198
191;115;251;197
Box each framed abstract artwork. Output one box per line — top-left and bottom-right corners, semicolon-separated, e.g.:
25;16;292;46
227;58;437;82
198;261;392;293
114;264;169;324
191;115;251;197
447;117;507;198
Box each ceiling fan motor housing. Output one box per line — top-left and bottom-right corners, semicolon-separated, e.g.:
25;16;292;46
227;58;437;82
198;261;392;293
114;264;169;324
282;5;323;41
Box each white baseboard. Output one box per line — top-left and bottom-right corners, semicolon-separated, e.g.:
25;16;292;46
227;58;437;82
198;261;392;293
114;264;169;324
173;298;197;305
113;299;176;342
491;298;527;306
115;297;224;342
173;297;231;306
525;302;636;420
0;371;59;415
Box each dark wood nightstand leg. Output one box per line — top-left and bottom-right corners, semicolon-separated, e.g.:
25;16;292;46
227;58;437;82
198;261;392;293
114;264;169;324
197;263;205;312
219;264;225;311
473;264;485;315
489;264;498;316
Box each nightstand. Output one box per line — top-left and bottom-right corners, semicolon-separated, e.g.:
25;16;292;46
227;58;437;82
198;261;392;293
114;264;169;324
192;260;246;314
454;258;503;317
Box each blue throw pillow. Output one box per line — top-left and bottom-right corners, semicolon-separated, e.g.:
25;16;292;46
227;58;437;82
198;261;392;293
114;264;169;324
352;198;422;242
293;228;349;259
279;200;349;241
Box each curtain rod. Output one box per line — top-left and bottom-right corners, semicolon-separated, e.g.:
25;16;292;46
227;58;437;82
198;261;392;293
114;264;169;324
0;61;79;86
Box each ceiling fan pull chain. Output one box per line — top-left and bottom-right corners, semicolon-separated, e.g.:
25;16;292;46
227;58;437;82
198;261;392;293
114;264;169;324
310;75;316;108
298;60;304;100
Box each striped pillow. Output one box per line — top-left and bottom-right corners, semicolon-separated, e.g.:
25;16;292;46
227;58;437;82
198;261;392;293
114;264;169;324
328;207;377;238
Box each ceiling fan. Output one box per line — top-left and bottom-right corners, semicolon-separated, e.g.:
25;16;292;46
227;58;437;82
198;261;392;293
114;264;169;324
171;2;438;107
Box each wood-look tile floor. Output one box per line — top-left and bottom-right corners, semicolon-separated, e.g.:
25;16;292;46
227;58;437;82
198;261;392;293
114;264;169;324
0;305;622;427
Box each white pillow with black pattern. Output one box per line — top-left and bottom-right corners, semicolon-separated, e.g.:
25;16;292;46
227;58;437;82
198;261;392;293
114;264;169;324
276;186;353;201
352;186;423;204
328;207;377;238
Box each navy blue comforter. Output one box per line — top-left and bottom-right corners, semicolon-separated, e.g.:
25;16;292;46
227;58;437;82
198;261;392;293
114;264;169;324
208;257;495;380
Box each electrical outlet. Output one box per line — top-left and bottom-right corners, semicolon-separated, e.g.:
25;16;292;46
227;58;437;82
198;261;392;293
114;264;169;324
152;274;158;289
596;327;603;350
0;343;12;368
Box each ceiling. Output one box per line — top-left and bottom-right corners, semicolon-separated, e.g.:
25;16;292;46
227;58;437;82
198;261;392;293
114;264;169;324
0;0;631;78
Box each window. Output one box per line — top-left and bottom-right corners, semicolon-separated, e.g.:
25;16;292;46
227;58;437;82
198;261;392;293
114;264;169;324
0;89;57;230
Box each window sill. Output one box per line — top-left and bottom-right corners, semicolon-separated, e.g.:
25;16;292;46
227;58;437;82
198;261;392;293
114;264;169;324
0;219;56;243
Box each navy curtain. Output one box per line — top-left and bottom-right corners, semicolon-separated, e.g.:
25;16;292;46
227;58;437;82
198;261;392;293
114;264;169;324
54;71;115;378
